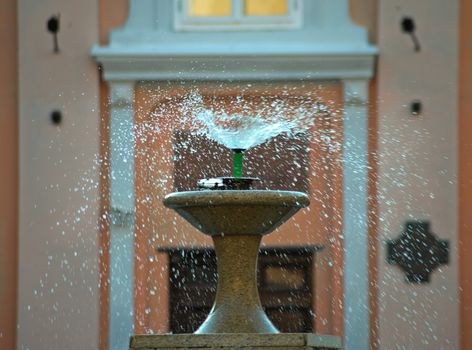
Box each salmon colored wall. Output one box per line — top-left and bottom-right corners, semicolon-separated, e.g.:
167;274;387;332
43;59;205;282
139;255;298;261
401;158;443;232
367;79;379;350
349;0;377;43
98;81;111;350
0;0;18;349
460;0;472;347
99;0;128;45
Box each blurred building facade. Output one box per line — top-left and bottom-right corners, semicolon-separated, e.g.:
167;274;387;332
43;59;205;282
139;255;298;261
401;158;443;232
0;0;471;349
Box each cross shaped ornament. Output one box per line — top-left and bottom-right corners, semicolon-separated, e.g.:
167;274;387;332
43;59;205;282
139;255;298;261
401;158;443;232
387;221;449;283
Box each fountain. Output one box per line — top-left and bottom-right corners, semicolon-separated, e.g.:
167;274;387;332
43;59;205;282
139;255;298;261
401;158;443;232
129;96;342;349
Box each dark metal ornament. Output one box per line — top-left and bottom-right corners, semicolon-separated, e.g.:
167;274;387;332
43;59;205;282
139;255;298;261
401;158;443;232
401;17;421;52
387;221;449;283
47;15;60;53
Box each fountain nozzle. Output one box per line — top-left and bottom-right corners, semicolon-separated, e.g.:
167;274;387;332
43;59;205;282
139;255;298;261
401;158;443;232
232;149;244;178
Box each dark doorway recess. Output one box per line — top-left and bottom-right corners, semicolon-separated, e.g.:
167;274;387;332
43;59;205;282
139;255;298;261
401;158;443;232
164;246;319;333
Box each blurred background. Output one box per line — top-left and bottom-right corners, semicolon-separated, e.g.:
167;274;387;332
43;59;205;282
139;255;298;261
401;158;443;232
0;0;471;349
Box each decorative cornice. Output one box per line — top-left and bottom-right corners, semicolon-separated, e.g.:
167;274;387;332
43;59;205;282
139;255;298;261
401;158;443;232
92;0;378;82
92;48;377;81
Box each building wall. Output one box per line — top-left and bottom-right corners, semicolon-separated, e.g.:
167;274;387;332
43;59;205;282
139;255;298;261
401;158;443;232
0;0;18;349
349;0;377;42
377;0;460;348
16;0;101;349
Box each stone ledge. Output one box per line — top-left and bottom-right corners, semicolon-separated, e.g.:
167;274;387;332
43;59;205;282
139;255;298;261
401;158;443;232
130;333;342;349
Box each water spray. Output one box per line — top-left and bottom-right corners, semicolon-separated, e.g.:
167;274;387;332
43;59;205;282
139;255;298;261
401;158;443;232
232;149;244;178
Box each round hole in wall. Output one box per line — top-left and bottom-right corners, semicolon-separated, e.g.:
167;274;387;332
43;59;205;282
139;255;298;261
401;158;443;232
50;110;62;125
410;100;422;116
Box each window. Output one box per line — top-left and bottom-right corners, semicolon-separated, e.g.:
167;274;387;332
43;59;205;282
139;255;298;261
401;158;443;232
174;0;302;31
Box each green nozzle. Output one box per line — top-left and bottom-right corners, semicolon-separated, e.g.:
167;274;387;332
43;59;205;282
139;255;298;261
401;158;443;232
233;149;244;178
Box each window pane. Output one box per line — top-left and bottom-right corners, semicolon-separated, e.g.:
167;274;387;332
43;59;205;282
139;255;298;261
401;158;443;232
244;0;288;16
188;0;232;17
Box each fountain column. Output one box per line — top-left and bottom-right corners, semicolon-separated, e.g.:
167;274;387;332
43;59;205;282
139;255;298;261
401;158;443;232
196;234;278;334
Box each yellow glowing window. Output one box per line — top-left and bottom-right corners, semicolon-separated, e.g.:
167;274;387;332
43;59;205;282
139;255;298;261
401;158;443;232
244;0;288;16
188;0;232;17
176;0;301;31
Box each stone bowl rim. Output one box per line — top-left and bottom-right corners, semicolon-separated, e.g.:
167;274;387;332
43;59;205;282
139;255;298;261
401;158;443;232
163;190;310;208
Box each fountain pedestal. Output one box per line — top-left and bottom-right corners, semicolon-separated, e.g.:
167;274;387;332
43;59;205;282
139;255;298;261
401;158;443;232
129;189;341;350
196;234;277;333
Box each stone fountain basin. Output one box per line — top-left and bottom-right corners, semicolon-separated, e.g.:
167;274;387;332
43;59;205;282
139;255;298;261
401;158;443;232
163;190;310;236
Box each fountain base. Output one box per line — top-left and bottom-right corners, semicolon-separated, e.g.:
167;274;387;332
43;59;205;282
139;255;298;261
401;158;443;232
136;189;342;349
130;333;342;350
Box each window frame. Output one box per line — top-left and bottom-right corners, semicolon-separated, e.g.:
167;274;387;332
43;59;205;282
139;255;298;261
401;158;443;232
174;0;302;32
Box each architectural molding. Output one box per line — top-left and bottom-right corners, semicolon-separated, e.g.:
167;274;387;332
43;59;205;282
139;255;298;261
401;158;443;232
92;0;377;82
342;78;370;350
109;81;135;214
108;81;136;350
93;51;377;82
110;81;135;107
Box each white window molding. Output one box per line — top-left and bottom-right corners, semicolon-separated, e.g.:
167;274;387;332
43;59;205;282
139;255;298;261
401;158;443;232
92;0;377;82
174;0;302;31
342;79;370;350
108;81;136;350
